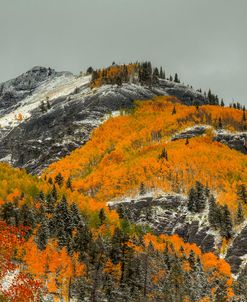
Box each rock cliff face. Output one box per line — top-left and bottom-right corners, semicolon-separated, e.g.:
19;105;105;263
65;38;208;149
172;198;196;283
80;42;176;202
0;66;60;113
226;224;247;274
0;67;209;174
171;125;247;154
109;193;247;276
213;130;247;154
108;193;217;253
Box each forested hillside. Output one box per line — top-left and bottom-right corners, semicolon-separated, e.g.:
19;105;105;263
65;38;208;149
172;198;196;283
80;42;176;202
0;65;246;301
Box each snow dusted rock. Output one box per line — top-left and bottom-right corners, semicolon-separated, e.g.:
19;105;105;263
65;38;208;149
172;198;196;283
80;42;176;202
158;79;207;105
214;130;247;154
171;125;210;141
109;193;216;253
226;225;247;274
171;126;247;154
0;66;62;114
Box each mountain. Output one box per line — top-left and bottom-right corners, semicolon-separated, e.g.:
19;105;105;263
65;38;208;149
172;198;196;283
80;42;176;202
0;62;246;301
0;64;214;174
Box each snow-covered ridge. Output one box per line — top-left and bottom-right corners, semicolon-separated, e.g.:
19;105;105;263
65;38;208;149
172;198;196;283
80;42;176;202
0;73;91;133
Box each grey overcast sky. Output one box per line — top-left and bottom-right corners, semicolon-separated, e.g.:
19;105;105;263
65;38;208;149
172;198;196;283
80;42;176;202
0;0;247;104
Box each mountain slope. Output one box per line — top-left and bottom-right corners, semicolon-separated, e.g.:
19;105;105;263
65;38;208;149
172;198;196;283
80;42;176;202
44;97;247;278
0;64;213;174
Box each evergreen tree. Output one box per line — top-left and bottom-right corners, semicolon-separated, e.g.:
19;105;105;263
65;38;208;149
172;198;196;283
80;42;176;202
194;181;207;212
70;202;81;228
172;106;176;115
188;188;197;212
40;100;47;113
188;182;206;212
242;106;246;121
138;61;152;85
36;218;49;250
57;220;68;248
220;99;225;107
87;66;94;74
235;202;244;225
51;184;58;201
47;99;51;110
139;182;146;195
174;73;179;83
159;67;165;79
99;208;106;225
74;222;92;261
159;148;168;160
220;205;233;239
46;193;56;214
237;184;247;204
185;137;189;145
205;184;210;197
55;172;64;187
19;204;36;229
39;190;45;203
116;75;122;86
1;202;16;225
66;176;73;191
208;195;219;228
218;117;223;129
152;67;159;84
91;70;99;82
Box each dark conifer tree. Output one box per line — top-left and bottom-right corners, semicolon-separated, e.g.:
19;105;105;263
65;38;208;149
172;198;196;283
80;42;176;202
220;205;233;239
237;184;247;204
70;202;81;228
174;73;179;83
40;100;47;113
19;204;36;229
51;184;58;202
46;193;56;214
74;222;92;261
99;208;106;225
86;66;94;74
172;106;176;115
1;202;16;225
139;182;146;195
195;181;207;212
235;202;244;225
159;148;168;160
47;99;51;110
208;195;218;228
188;188;197;212
242;106;246;122
218;117;223;129
66;176;73;191
36;218;49;250
55;172;64;187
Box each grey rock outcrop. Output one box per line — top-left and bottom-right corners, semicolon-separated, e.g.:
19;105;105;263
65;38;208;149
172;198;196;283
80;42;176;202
226;224;247;274
0;66;63;114
109;193;216;253
171;126;247;154
213;130;247;154
159;79;207;105
171;125;209;141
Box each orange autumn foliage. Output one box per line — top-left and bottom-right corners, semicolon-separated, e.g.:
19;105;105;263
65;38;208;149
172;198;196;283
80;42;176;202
44;97;246;217
23;239;85;297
